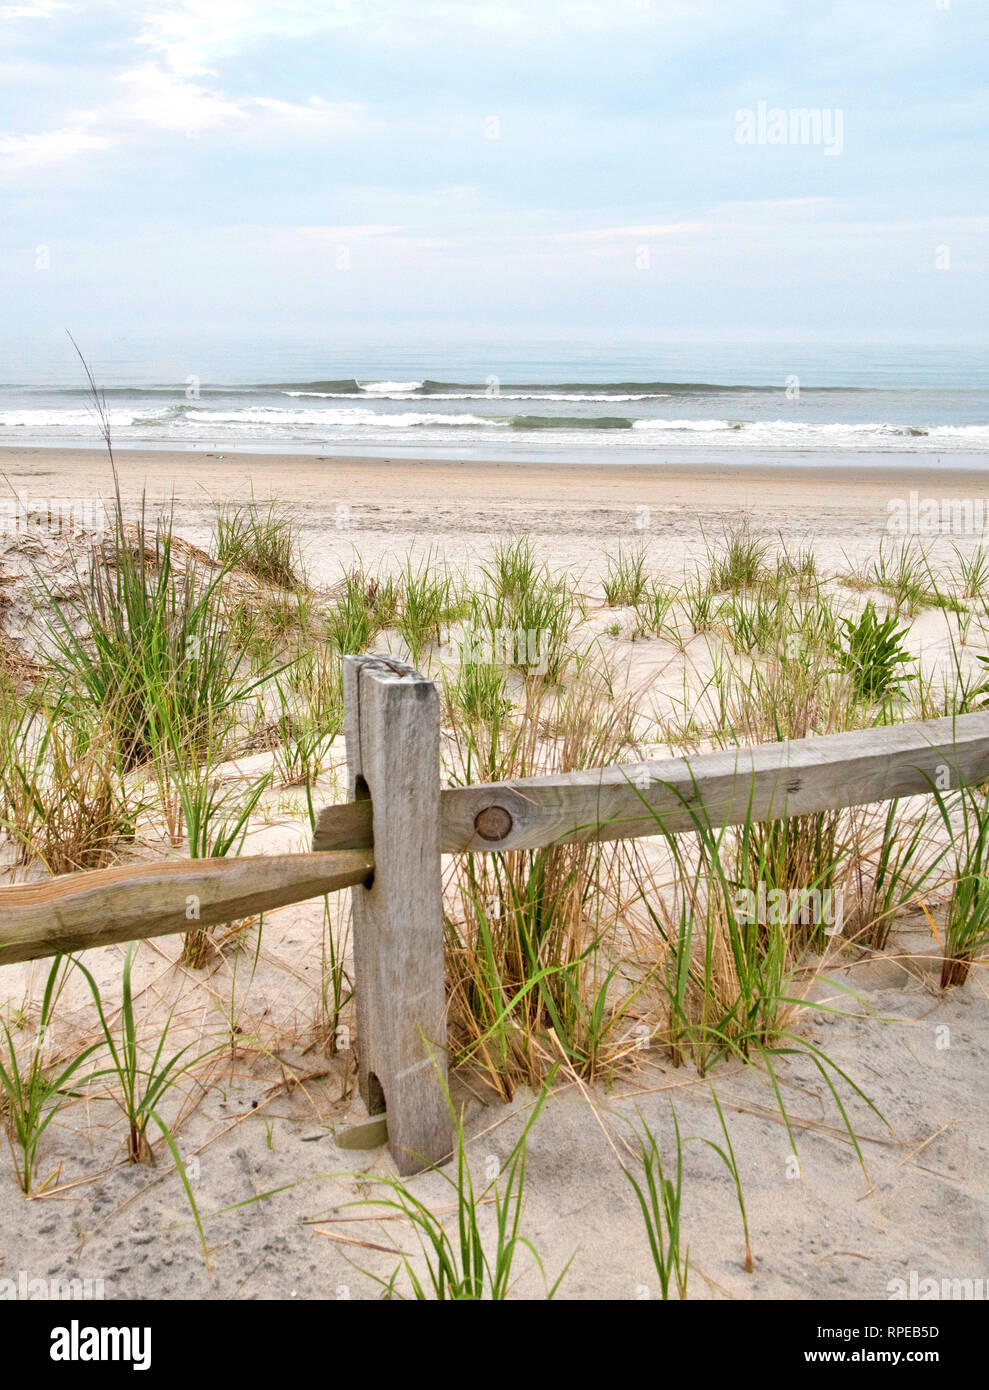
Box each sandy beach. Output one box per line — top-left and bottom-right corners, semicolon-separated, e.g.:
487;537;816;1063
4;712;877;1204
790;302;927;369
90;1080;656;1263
1;444;987;1303
5;446;989;580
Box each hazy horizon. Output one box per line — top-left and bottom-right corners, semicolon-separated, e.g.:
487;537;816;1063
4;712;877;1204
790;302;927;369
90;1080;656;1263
2;1;987;349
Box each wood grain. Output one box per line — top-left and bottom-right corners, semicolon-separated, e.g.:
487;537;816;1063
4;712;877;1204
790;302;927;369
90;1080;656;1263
316;711;989;855
0;850;375;965
344;654;453;1174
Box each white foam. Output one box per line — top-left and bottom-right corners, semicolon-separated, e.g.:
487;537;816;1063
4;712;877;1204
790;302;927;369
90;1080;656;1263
284;389;668;402
3;404;986;452
179;407;502;429
356;380;425;393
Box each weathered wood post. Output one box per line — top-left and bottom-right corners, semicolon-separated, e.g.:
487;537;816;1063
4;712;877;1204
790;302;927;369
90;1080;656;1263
342;653;453;1174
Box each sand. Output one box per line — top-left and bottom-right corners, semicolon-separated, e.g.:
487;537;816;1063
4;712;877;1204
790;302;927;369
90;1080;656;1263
0;445;987;1302
5;446;989;584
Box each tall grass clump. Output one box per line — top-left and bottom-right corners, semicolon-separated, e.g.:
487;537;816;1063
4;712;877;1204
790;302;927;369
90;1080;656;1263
953;543;989;601
266;639;344;786
1;691;131;876
630;790;888;1173
712;640;863;748
682;567;718;635
42;502;265;768
633;782;860;1068
399;551;463;666
602;545;649;606
324;567;398;657
149;705;270;967
843;800;944;951
444;670;642;1092
483;534;540;601
477;543;584;687
930;782;989;987
716;588;790;657
772;543;818;595
638;816;799;1071
214;498;304;588
445;657;513;728
869;539;936;614
707;520;769;593
634;581;677;639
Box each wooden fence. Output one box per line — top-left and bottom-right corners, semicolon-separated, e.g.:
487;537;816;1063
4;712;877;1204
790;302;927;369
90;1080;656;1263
2;652;988;1173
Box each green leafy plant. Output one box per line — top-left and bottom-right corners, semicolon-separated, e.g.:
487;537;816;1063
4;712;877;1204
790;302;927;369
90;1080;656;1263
832;600;915;703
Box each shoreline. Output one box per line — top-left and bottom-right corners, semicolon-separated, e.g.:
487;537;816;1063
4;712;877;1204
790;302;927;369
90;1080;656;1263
3;442;989;485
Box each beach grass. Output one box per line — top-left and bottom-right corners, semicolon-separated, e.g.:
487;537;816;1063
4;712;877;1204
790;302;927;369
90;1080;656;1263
0;484;986;1293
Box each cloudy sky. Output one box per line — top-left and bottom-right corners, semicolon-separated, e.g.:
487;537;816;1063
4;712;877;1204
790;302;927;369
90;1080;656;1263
1;0;987;349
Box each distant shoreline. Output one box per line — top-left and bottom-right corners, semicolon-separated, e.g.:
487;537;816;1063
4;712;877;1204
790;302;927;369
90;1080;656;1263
2;442;988;477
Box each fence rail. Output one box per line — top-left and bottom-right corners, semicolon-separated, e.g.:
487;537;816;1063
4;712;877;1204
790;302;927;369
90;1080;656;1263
0;850;374;966
2;652;988;1172
315;709;989;854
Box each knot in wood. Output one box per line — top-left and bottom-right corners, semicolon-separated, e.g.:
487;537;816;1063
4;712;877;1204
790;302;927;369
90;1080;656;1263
474;805;514;842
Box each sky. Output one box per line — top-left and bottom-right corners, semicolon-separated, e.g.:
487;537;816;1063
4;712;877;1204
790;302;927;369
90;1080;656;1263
0;0;987;352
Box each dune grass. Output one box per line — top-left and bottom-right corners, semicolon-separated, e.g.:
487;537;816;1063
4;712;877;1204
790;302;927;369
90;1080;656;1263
1;491;987;1294
215;497;304;589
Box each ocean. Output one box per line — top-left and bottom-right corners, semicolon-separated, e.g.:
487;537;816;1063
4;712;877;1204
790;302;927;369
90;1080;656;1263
1;339;987;465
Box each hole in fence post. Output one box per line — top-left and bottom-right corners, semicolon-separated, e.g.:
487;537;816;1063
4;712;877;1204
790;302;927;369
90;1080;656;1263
475;805;513;842
365;1069;386;1117
353;775;374;886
